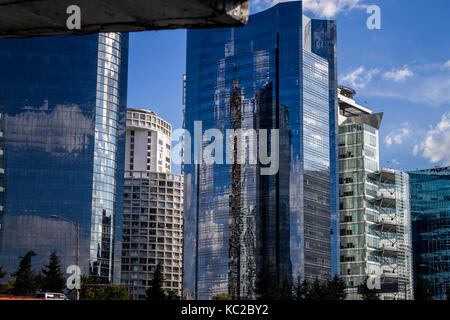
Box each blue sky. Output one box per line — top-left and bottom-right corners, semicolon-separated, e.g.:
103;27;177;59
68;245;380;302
127;0;450;173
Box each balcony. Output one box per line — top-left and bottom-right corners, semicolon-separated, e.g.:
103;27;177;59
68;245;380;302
368;168;396;185
369;195;396;209
376;240;398;258
380;269;399;284
377;214;398;232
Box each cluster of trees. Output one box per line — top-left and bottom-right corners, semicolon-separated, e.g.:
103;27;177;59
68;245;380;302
1;253;446;301
79;275;130;300
253;264;348;300
0;250;130;300
0;251;65;297
413;275;450;301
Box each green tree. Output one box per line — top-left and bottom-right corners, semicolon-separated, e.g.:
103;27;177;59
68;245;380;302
280;278;293;300
256;263;280;300
326;275;347;300
0;265;6;280
212;293;232;300
0;266;9;295
103;284;131;300
414;275;433;300
12;251;39;296
79;275;130;300
360;276;379;300
0;278;16;295
308;278;329;300
166;290;180;300
79;275;101;300
294;277;310;300
146;262;166;300
40;251;65;292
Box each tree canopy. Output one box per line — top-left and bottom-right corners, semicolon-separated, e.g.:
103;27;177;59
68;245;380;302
414;275;433;300
212;293;232;300
80;275;130;300
360;276;380;300
12;251;39;297
256;264;347;300
146;262;167;300
40;251;65;292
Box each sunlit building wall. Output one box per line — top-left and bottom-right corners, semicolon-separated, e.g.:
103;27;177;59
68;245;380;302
121;109;183;300
338;87;413;300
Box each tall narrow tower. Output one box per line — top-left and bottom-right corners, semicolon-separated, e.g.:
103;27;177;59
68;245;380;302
183;1;338;299
121;109;184;300
0;33;129;283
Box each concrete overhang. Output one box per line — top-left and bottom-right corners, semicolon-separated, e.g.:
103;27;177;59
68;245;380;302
338;94;373;116
342;112;383;130
0;0;249;39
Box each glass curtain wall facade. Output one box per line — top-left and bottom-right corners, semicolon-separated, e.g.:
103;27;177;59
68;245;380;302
183;1;337;300
303;16;339;277
0;94;4;221
0;33;128;283
410;167;450;300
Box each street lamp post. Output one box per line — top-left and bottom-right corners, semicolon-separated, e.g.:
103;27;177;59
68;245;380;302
419;263;446;300
50;215;80;301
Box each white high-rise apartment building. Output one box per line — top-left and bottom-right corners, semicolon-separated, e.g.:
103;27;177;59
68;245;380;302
122;108;183;300
125;108;172;173
338;87;413;300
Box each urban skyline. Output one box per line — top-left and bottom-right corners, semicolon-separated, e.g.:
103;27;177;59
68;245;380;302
127;0;450;173
0;0;448;303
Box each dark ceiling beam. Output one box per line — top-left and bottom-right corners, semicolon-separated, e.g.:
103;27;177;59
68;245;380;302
0;0;249;39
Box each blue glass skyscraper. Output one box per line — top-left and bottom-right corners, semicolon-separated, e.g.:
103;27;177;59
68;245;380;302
183;1;338;299
0;33;128;283
409;167;450;300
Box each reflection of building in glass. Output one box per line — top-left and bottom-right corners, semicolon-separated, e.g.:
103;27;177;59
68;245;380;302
183;2;337;299
303;14;340;277
0;33;128;283
338;87;413;300
0;93;5;244
121;109;183;300
409;167;450;300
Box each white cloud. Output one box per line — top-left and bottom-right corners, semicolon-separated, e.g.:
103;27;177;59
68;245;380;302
413;112;450;165
340;66;379;89
444;60;450;69
364;74;450;107
383;65;414;82
253;0;366;17
353;60;450;107
385;124;411;146
302;0;366;17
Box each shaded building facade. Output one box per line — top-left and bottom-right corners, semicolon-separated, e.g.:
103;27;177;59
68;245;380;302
409;167;450;300
0;33;128;283
183;1;338;299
